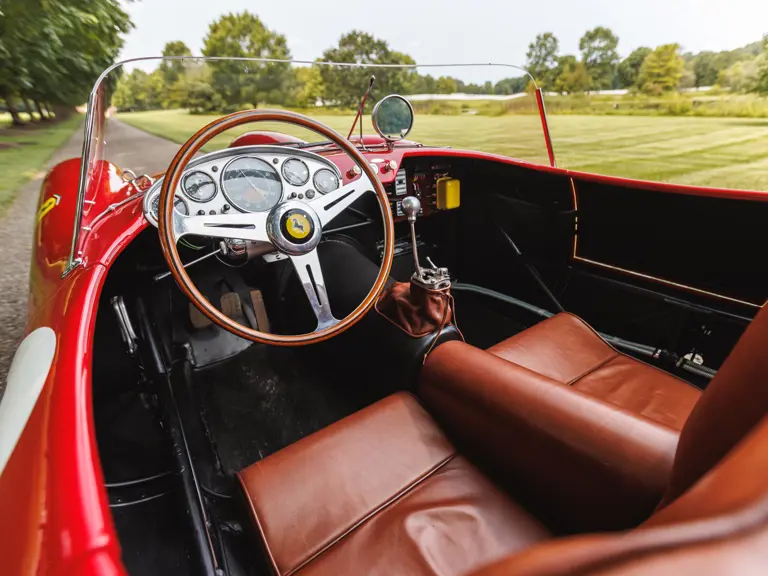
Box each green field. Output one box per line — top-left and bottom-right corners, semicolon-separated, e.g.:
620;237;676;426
0;115;83;212
117;109;768;192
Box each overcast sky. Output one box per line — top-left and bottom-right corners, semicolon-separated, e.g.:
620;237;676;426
119;0;768;82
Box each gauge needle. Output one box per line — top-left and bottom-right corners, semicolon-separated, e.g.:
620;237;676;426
239;169;263;196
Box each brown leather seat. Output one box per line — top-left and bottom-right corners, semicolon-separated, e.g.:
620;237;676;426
238;393;549;576
486;313;701;430
421;312;702;533
238;306;768;575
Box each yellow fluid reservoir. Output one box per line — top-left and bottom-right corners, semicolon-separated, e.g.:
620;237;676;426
436;177;460;210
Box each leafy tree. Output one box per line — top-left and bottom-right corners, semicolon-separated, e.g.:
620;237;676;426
320;31;414;108
718;59;759;92
554;56;592;94
525;33;560;90
494;76;527;94
291;66;325;107
112;69;165;111
616;47;651;88
160;41;193;84
754;38;768;94
579;27;620;90
0;0;131;124
435;76;457;94
202;11;291;110
637;44;685;94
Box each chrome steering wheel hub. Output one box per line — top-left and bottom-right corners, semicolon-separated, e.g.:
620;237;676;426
266;200;322;256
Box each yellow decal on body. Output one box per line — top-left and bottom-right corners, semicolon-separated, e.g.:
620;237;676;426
286;214;311;239
37;195;60;222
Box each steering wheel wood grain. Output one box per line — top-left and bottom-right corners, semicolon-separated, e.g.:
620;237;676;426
157;109;394;346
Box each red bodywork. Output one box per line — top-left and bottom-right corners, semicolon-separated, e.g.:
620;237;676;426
1;128;767;575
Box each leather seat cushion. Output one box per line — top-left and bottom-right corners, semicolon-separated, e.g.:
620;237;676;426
237;392;550;576
488;313;701;430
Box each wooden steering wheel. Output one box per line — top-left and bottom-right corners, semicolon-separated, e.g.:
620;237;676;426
157;109;394;346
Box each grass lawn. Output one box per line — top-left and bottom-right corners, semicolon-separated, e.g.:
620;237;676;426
0;115;83;213
117;109;768;192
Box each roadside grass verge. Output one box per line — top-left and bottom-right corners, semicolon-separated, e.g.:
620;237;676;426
117;109;768;191
0;115;83;214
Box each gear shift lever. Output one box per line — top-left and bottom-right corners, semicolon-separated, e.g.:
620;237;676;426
402;196;422;276
402;196;451;290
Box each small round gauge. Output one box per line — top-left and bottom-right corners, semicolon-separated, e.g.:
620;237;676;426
281;158;310;186
313;168;340;195
182;171;217;203
221;157;283;212
151;195;189;221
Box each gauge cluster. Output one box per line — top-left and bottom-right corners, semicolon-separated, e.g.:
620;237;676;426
143;145;343;227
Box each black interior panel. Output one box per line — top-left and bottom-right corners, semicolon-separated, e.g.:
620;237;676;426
574;178;768;305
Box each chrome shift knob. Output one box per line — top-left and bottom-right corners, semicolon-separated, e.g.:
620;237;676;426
402;196;421;223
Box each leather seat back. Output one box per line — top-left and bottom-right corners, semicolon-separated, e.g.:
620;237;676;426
660;305;768;507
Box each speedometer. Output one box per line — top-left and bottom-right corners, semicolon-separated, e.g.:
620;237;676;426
281;158;310;186
221;157;283;212
313;168;340;195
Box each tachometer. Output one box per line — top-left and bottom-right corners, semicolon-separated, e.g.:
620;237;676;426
313;168;340;195
221;157;283;212
182;171;217;202
282;158;310;186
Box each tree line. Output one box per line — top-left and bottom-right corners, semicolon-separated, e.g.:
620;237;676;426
2;4;767;126
112;12;528;114
525;28;768;95
0;0;131;125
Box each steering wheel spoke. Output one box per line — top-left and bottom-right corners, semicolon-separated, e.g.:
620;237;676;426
289;250;338;331
310;176;375;227
174;211;271;243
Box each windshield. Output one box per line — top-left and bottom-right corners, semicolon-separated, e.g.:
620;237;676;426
69;57;547;272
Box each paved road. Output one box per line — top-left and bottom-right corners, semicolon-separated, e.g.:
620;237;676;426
0;119;182;397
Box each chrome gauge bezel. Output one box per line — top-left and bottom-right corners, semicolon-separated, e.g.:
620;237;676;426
281;157;310;186
181;170;217;203
313;168;340;195
220;155;284;213
144;191;189;227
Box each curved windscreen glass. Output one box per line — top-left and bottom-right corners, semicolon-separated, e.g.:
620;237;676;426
71;58;546;268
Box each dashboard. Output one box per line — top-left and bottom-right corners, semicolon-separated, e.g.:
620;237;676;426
142;145;343;227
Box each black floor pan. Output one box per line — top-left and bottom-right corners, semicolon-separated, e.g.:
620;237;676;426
194;344;372;475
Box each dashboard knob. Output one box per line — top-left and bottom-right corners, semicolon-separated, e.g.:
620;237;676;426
347;165;362;178
382;159;397;173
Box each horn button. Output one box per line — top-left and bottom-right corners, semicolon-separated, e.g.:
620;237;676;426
266;200;323;255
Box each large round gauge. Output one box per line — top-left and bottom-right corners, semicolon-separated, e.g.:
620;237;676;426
281;158;310;186
221;157;283;212
182;171;217;202
151;195;189;221
313;168;340;195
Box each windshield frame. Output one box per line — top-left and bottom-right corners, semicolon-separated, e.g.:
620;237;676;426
64;56;543;277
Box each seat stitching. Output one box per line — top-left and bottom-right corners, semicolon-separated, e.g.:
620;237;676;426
237;473;282;575
287;452;458;576
566;352;620;386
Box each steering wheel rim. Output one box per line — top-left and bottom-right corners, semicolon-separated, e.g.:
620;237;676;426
157;109;394;346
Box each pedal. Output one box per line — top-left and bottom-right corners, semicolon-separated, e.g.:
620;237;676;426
250;290;271;333
189;303;213;329
221;292;244;321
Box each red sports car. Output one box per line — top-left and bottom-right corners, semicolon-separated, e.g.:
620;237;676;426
1;58;767;576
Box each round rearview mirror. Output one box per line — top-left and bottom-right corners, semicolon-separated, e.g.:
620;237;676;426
372;95;414;141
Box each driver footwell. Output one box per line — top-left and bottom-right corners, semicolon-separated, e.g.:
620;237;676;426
194;344;381;476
